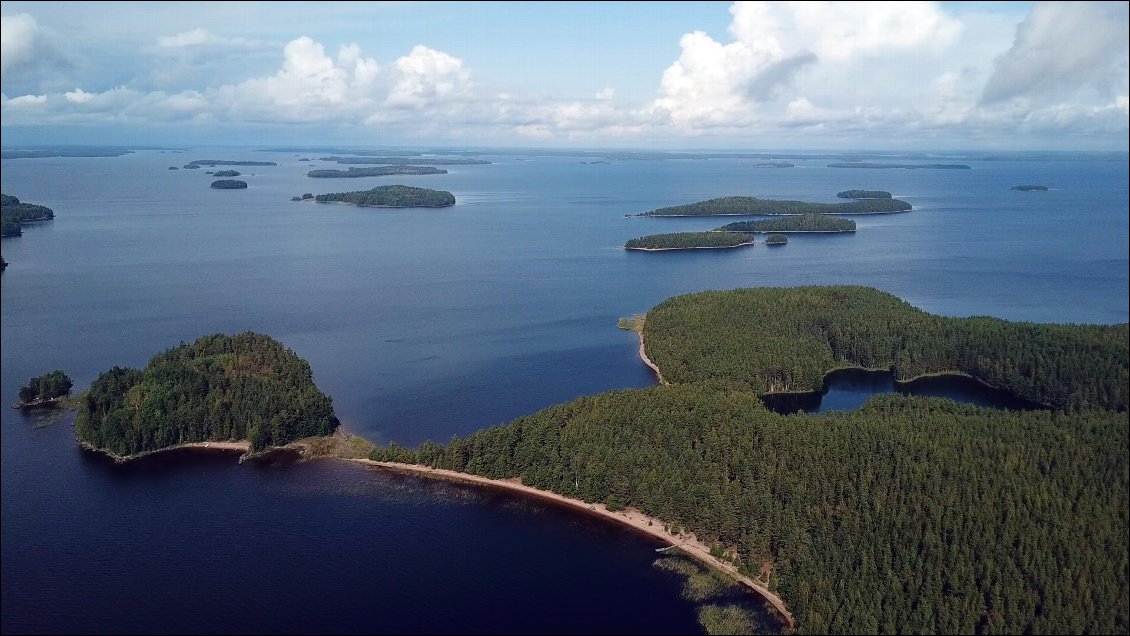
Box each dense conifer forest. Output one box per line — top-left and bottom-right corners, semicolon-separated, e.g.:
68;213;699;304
307;166;447;178
314;185;456;207
2;194;55;237
836;190;891;199
18;371;73;406
638;196;911;217
717;214;855;233
625;232;754;250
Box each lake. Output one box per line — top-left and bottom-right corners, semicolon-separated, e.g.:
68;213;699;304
3;149;1127;633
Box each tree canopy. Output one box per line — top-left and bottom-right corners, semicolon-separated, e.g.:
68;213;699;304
717;214;855;233
18;370;73;406
314;185;455;208
638;196;911;217
625;232;754;250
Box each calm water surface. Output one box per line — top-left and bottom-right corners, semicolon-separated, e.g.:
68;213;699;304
3;149;1127;633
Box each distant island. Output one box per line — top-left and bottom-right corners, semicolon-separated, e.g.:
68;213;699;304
290;193;315;201
638;195;911;217
753;161;794;168
16;371;73;408
2;194;56;237
836;189;891;199
1011;184;1049;191
764;234;788;245
75;333;338;460
828;162;971;169
212;170;242;177
211;180;248;189
625;232;754;251
319;156;491;166
168;166;179;170
307;166;447;178
1;146;134;159
312;185;455;208
184;160;277;168
183;164;201;169
717;213;856;233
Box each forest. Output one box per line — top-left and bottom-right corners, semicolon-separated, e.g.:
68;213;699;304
638;196;911;217
18;370;73;406
320;156;491;165
717;214;855;233
307;166;446;178
625;232;754;250
210;180;248;189
836;190;891;199
75;332;337;457
183;160;277;167
314;185;456;208
828;163;971;169
764;234;787;245
643;286;1127;411
211;170;241;177
1011;185;1049;191
2;194;56;236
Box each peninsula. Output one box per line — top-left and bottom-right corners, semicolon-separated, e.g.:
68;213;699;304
637;195;911;217
313;185;455;208
2;194;56;237
210;180;248;189
836;189;891;199
717;213;855;233
307;166;447;178
625;232;754;251
828;162;971;169
1011;184;1049;191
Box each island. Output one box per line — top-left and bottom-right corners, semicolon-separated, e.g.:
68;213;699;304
184;160;277;168
625;232;754;251
210;180;248;189
16;371;73;408
319;156;491;166
2;194;56;237
836;189;891;199
313;185;455;208
638;195;911;217
183;164;201;169
716;213;856;233
828;162;971;169
168;166;179;170
75;332;338;460
367;285;1128;635
1011;184;1049;191
764;234;788;245
212;170;242;177
1;146;134;159
307;166;447;178
290;193;315;201
753;161;794;168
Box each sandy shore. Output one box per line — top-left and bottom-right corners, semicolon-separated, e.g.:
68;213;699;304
348;459;795;629
79;440;250;463
635;329;668;386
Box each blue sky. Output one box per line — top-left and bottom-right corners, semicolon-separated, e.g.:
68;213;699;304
2;1;1126;150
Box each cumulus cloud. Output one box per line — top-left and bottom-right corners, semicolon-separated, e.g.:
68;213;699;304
158;28;237;48
64;88;95;103
982;2;1130;104
386;45;470;108
3;94;47;107
1;13;67;76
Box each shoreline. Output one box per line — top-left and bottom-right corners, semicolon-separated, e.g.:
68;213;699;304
638;210;908;218
79;439;251;463
625;241;754;252
635;328;668;386
348;459;795;630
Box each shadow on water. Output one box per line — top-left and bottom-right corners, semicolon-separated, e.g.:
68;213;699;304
761;368;1046;414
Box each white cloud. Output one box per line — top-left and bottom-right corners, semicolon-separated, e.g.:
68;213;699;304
64;88;94;103
158;28;230;48
4;94;47;107
982;2;1130;104
595;87;615;100
1;14;40;73
386;45;470;108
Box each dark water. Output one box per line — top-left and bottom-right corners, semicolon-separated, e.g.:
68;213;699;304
2;149;1127;633
761;369;1045;414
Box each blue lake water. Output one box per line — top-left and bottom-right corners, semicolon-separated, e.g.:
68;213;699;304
2;149;1127;633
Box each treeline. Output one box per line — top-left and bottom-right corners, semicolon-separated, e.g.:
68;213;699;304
184;160;277;167
643;286;1128;410
1011;185;1048;192
717;214;855;233
211;170;241;177
638;196;911;217
836;190;891;199
371;388;1128;635
625;232;753;250
314;185;455;208
2;194;56;237
320;156;491;165
828;163;971;169
75;332;337;456
18;370;73;405
307;166;446;178
210;180;247;189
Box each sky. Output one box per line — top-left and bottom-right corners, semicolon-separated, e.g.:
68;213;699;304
1;1;1127;150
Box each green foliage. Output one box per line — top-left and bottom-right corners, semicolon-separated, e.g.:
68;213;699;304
2;194;55;237
698;604;760;635
836;190;892;199
1;219;21;237
371;387;1128;635
625;232;754;250
644;286;1128;410
307;166;447;178
718;214;854;233
210;180;248;189
639;196;911;217
764;234;788;245
211;170;241;177
320;156;491;165
18;370;73;405
75;333;337;456
314;185;456;208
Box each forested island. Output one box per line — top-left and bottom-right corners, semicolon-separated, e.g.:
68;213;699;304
16;371;73;408
2;194;56;237
369;285;1128;634
625;232;754;251
717;213;856;233
764;234;787;245
753;161;794;168
75;333;337;459
313;185;455;208
319;156;491;165
210;180;248;189
184;160;277;168
307;166;447;178
638;196;911;217
836;190;891;199
828;162;971;169
1011;184;1049;191
212;170;241;177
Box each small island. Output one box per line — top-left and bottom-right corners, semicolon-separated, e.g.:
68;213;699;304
212;170;242;177
717;213;856;233
764;234;788;245
1011;184;1049;191
75;332;338;460
836;190;891;199
184;160;277;168
2;194;56;237
16;370;73;408
167;166;179;170
313;185;455;208
307;166;447;178
320;156;491;166
638;195;911;217
290;193;315;201
753;161;794;168
625;232;754;251
828;162;971;169
183;164;201;169
211;180;248;189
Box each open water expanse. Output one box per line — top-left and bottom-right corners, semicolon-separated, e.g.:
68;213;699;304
3;148;1127;633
